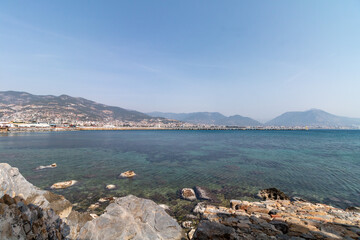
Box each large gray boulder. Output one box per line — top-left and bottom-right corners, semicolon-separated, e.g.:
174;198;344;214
78;195;183;240
0;163;72;218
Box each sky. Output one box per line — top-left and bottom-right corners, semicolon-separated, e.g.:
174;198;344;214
1;1;360;121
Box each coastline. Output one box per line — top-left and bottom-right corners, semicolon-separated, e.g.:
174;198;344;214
1;163;359;239
1;126;328;133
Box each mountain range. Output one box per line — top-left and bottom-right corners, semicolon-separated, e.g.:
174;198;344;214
0;91;166;123
147;112;262;126
1;91;360;128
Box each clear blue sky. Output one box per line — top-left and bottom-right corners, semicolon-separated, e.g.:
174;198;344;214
1;1;360;121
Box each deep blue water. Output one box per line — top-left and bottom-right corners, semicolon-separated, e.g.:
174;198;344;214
0;130;359;211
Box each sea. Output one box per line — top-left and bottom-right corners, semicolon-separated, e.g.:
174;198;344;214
1;130;359;216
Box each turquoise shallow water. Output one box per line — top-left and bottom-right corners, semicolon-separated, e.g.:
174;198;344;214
0;130;359;212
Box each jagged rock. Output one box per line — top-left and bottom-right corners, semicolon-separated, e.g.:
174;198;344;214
119;170;136;178
0;194;69;239
193;202;207;214
182;188;197;201
63;210;93;240
257;188;289;200
78;195;183;240
0;163;72;218
192;221;239;240
269;220;289;234
36;163;57;170
105;184;116;190
51;180;77;189
194;186;217;202
188;228;196;240
346;206;360;213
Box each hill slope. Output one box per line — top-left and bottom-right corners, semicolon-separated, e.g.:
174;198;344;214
148;112;262;126
267;109;360;128
0;91;162;123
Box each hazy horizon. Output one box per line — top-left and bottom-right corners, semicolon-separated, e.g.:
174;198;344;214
1;1;360;120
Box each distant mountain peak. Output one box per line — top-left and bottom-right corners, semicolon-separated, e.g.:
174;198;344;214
267;109;360;128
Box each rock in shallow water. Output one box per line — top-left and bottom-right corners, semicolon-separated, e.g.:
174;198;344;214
51;180;77;189
36;163;57;170
119;170;136;178
257;187;290;201
194;186;216;201
78;195;183;240
105;184;116;190
182;188;197;201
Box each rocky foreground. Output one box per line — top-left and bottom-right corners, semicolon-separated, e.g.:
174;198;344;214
1;163;360;239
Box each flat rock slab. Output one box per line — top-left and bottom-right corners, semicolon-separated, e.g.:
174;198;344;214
78;195;183;240
51;180;77;189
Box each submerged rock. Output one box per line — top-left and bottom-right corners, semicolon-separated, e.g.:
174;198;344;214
78;195;183;240
105;184;116;190
51;180;77;189
257;187;290;200
98;196;115;203
181;188;197;201
36;163;57;170
119;170;136;178
0;163;72;218
181;221;193;229
194;186;216;201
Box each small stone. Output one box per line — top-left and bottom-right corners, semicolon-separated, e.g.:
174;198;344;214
119;170;136;178
90;213;98;219
188;228;196;240
50;180;77;189
105;184;116;190
36;163;57;170
182;221;193;229
181;188;197;201
159;204;170;210
88;203;100;210
98;197;115;202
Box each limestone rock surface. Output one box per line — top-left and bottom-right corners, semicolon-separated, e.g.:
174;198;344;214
0;163;72;218
78;195;183;240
